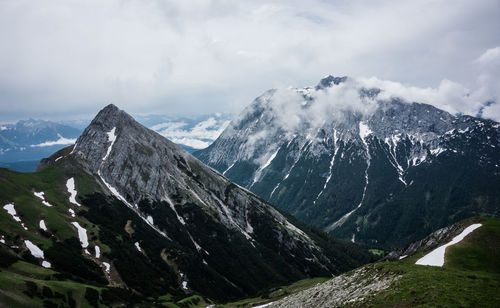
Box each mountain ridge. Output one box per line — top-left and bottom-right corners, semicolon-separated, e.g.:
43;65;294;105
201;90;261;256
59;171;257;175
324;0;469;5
24;104;372;302
195;75;500;249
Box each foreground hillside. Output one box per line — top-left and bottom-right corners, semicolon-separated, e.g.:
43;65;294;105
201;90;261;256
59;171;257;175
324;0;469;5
250;217;500;307
0;105;371;306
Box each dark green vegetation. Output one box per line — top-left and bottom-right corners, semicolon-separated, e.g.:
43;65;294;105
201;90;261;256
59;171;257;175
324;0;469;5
0;154;371;306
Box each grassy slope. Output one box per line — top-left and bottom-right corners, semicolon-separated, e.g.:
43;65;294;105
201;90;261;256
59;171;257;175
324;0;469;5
0;165;333;307
355;217;500;307
0;166;210;307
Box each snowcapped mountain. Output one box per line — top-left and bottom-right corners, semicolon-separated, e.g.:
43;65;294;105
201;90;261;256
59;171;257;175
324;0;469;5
0;119;81;163
195;75;500;249
30;104;370;302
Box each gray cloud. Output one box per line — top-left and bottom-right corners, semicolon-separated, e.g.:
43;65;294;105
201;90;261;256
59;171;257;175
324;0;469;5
0;0;499;122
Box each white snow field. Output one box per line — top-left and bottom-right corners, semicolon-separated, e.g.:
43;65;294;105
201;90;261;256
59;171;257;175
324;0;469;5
3;203;28;230
39;220;47;231
33;191;54;207
415;223;482;267
71;222;89;248
24;240;44;259
103;262;111;273
66;178;81;206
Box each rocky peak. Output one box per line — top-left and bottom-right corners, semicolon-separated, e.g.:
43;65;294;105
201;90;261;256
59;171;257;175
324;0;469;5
315;75;348;90
71;104;192;204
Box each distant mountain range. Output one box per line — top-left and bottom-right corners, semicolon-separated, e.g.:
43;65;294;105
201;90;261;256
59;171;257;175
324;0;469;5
0;114;231;171
195;75;500;249
0;119;82;164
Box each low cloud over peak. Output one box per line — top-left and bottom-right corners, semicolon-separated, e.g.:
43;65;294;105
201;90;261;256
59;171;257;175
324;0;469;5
0;1;498;122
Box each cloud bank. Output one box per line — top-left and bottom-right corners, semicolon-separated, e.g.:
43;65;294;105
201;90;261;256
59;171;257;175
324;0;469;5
0;0;499;122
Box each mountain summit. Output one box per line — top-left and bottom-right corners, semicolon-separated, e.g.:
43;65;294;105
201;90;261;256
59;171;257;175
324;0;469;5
35;104;370;301
195;76;500;249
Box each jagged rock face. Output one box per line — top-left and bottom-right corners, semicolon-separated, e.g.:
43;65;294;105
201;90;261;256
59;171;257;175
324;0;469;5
65;104;371;301
195;76;500;249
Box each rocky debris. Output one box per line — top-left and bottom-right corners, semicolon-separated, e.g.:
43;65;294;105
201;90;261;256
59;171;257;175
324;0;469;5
268;266;401;308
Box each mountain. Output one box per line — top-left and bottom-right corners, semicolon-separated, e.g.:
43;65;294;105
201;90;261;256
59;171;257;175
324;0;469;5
195;75;500;249
0;119;82;167
0;104;371;306
258;217;500;307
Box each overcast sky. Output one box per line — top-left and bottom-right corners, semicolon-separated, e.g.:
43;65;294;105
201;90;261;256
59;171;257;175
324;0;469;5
0;0;499;122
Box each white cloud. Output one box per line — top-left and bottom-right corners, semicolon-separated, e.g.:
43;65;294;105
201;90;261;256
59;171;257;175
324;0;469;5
170;138;211;149
30;134;76;147
475;46;500;66
0;1;499;122
152;117;229;149
357;77;483;117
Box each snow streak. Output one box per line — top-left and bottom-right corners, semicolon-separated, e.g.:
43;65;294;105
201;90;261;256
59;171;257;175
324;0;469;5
326;122;371;231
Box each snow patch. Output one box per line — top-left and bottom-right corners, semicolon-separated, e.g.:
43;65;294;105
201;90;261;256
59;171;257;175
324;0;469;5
415;223;482;267
71;222;89;248
327;122;372;230
146;215;154;225
430;147;446;156
3;203;27;230
180;272;189;290
66;178;81;206
314;129;339;203
222;161;236;176
134;242;142;252
251;149;279;187
68;208;76;217
95;245;101;258
102;127;117;161
39;220;47;231
33;191;54;207
103;262;111;273
358;122;373;139
55;156;63;162
42;261;51;268
25;240;44;259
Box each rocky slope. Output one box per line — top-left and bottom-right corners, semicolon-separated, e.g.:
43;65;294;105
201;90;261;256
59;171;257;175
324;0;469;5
195;75;500;249
255;217;500;308
0;104;371;306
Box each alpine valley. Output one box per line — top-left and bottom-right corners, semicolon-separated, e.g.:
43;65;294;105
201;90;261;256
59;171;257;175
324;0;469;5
0;104;372;307
0;77;499;308
195;75;500;249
